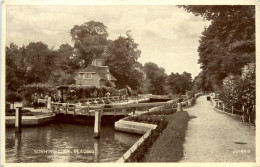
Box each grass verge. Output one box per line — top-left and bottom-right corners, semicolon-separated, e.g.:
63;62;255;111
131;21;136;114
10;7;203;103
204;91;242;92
141;111;189;162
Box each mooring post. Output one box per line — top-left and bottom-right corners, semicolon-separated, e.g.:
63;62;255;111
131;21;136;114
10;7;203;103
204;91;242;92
94;109;101;138
15;107;22;133
223;103;225;112
232;106;234;114
177;102;182;112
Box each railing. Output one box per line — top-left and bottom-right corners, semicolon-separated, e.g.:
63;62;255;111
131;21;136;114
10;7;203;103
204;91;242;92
50;100;177;116
38;95;146;105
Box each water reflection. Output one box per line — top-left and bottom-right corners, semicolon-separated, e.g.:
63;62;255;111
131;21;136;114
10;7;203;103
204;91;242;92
6;123;140;163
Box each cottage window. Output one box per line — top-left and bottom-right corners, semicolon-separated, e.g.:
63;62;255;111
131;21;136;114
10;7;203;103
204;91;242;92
80;73;84;78
84;73;92;79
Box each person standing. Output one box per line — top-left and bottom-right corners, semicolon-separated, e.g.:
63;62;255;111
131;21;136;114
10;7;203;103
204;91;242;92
45;93;49;109
33;93;38;109
52;94;58;102
47;96;52;112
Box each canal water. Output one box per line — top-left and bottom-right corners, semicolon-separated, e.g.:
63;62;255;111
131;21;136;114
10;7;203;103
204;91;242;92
6;123;141;162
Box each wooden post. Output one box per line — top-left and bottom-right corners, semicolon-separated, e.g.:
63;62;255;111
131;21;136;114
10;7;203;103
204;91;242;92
217;102;219;109
94;109;101;138
73;105;76;116
57;104;60;114
87;106;90;116
223;103;225;112
15;107;22;133
177;102;182;112
232;106;234;114
113;107;116;116
65;104;67;115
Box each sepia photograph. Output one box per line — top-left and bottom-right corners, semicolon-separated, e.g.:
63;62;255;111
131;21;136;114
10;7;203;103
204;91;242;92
1;1;258;166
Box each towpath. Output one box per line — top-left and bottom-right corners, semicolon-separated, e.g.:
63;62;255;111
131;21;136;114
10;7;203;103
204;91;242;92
180;95;255;162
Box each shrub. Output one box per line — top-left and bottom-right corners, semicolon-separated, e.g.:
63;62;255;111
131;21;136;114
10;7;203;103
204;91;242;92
6;90;23;103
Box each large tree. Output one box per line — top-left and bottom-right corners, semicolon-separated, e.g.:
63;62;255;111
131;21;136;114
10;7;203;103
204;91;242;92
70;21;108;67
6;43;27;90
179;5;255;90
104;36;144;89
167;72;193;95
143;62;168;95
24;42;57;83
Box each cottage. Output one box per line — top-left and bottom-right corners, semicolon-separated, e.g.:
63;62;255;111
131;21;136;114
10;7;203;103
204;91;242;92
74;59;116;87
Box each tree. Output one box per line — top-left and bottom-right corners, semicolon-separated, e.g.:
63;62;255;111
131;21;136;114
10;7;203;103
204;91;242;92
143;62;167;95
23;42;57;83
70;21;108;67
6;43;27;90
179;5;255;90
167;72;193;95
104;36;144;90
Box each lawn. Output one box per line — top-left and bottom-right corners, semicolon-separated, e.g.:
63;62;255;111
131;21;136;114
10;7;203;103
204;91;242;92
141;111;190;162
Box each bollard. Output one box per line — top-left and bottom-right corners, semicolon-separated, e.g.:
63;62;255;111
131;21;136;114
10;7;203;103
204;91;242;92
177;102;182;112
232;106;234;114
94;109;101;138
217;102;219;109
15;107;22;133
223;103;225;112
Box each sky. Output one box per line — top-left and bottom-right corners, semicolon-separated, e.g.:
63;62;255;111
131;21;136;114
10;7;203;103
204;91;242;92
6;5;210;79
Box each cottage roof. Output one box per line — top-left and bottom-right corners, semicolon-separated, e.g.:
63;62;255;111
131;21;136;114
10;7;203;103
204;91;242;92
76;65;116;81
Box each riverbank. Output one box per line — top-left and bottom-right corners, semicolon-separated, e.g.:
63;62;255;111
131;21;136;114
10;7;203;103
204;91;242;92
141;111;189;162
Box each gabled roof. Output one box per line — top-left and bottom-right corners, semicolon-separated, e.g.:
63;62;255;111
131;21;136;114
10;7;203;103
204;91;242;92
76;65;116;81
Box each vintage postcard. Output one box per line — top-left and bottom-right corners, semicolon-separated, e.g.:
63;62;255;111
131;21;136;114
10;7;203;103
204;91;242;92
1;0;259;166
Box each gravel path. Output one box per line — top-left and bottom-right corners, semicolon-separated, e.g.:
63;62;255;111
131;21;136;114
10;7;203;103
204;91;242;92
180;95;256;162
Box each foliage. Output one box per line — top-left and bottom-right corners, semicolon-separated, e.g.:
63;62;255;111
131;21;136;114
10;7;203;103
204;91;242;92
167;72;193;95
143;62;168;95
218;62;255;109
104;35;144;89
6;90;23;103
18;83;56;102
70;21;108;67
179;5;255;90
66;85;118;101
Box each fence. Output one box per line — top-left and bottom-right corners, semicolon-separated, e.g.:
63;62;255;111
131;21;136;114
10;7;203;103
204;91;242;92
209;94;253;115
